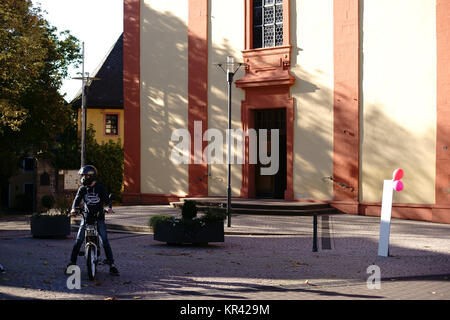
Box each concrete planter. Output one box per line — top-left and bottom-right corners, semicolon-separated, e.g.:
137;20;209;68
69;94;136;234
154;220;224;245
30;215;71;238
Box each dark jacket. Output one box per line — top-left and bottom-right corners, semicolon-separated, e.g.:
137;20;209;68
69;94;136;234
72;182;112;221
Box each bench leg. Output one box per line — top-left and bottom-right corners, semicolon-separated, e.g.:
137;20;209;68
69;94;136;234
313;214;318;252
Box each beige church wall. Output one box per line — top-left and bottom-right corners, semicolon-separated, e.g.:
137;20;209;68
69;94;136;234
207;0;245;196
360;0;436;204
140;0;189;196
290;0;334;201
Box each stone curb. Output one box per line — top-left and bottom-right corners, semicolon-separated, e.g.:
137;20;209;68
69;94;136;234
71;220;308;236
72;220;150;234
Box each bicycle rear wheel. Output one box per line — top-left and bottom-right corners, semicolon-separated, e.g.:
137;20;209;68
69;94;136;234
86;245;96;280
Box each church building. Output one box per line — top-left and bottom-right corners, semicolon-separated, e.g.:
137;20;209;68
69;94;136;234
122;0;450;224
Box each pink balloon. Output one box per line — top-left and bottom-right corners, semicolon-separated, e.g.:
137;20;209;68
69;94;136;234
393;180;404;192
393;168;404;181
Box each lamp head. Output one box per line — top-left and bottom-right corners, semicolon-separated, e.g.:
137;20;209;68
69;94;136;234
226;56;234;73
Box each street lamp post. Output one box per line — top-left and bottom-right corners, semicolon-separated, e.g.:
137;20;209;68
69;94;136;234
72;42;100;167
80;61;86;167
215;56;243;228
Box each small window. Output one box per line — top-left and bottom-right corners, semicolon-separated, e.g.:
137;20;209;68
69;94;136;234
253;0;283;49
23;157;35;172
105;114;118;135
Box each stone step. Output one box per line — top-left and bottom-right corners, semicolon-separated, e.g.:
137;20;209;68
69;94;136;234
219;207;337;216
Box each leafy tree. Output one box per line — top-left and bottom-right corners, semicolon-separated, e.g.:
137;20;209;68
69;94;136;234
0;0;46;131
52;121;124;201
85;125;124;200
0;0;81;207
51;109;80;170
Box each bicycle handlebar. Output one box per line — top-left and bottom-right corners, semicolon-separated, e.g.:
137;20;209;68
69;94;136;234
72;207;114;219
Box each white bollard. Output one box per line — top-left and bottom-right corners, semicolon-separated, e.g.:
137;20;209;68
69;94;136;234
378;169;404;257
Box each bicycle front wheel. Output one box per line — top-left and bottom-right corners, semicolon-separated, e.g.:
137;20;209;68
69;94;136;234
86;245;96;280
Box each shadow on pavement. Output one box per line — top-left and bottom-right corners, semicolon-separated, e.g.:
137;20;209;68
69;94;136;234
1;226;449;300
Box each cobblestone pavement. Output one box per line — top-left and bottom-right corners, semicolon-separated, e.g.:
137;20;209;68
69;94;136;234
0;207;449;300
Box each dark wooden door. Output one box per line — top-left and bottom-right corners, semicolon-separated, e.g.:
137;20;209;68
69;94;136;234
254;109;287;199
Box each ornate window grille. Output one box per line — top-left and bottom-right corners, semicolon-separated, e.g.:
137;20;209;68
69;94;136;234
253;0;283;49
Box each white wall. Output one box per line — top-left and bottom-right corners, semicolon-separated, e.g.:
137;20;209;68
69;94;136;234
361;0;436;204
208;0;246;196
290;0;334;200
140;0;189;195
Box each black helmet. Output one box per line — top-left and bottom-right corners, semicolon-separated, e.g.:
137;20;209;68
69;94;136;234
78;165;97;186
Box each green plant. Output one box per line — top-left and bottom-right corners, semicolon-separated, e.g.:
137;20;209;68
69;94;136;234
53;192;73;215
32;208;69;218
41;195;55;210
200;207;227;223
51;124;124;202
148;214;173;230
149;202;225;233
86;126;124;201
181;200;197;220
0;0;81;198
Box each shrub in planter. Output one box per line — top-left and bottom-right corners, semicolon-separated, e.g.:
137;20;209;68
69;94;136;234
53;192;74;216
148;214;173;230
202;207;227;222
41;195;55;211
30;209;71;238
181;200;197;220
149;201;225;245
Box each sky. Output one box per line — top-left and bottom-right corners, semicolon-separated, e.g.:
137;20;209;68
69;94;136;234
32;0;123;102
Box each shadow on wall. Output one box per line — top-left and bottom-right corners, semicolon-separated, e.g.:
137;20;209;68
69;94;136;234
291;72;436;205
208;39;247;197
207;0;246;196
288;0;336;200
136;3;436;205
291;5;334;199
140;5;190;195
140;4;247;197
291;68;335;200
358;0;436;206
360;106;436;205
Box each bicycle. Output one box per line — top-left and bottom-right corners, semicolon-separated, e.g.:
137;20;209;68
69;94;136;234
74;206;111;280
